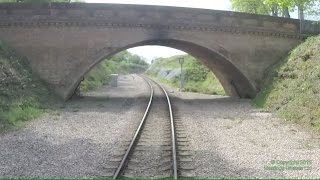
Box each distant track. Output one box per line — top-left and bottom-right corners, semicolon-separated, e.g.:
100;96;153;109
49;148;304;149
112;75;178;179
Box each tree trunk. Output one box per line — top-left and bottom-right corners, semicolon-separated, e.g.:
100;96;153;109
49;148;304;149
298;6;304;20
298;5;305;33
271;5;279;17
282;7;290;18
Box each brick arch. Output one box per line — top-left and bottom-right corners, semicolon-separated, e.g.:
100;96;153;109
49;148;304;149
66;39;256;100
0;3;313;100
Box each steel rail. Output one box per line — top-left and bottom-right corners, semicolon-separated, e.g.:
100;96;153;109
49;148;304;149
112;75;154;179
146;77;178;179
113;75;178;179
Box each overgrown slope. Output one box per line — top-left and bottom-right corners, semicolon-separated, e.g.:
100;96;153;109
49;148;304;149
0;41;58;130
146;55;225;95
81;51;149;92
254;35;320;130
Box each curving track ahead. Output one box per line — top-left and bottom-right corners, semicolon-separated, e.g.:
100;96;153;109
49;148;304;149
112;75;178;179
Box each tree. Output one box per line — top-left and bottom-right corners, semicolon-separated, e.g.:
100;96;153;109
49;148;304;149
295;0;317;20
231;0;317;20
265;0;294;17
306;1;320;20
231;0;269;15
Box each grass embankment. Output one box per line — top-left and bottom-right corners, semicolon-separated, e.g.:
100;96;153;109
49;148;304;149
81;51;149;92
146;55;225;95
0;41;58;130
254;35;320;130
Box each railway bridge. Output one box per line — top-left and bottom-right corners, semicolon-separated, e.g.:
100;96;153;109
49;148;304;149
0;3;319;100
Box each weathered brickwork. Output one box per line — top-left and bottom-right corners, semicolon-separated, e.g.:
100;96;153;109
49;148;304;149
0;3;318;100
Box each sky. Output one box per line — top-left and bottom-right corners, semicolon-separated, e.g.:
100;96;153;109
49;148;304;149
84;0;232;62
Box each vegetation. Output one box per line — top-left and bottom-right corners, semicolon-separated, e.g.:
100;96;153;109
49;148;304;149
146;55;225;95
254;35;320;130
0;41;58;130
231;0;319;19
80;51;148;92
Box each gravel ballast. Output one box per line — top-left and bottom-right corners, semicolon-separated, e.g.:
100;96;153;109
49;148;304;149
1;74;320;178
168;88;320;179
0;74;149;178
123;81;173;178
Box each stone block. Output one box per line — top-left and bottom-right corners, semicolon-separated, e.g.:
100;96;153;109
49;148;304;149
111;74;118;87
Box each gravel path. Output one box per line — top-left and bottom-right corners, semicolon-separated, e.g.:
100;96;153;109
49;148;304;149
0;74;149;178
166;87;320;179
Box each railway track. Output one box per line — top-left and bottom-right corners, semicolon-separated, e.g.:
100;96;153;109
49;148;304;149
111;75;178;179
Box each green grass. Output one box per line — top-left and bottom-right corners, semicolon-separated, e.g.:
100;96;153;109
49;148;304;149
4;106;42;124
253;35;320;130
0;40;59;131
185;72;225;95
81;51;149;92
146;54;225;95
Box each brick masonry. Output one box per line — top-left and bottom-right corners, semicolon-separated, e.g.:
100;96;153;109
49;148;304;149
0;3;319;100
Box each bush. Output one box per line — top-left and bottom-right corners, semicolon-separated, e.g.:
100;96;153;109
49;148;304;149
80;50;149;92
253;35;320;130
146;54;225;95
0;41;58;129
